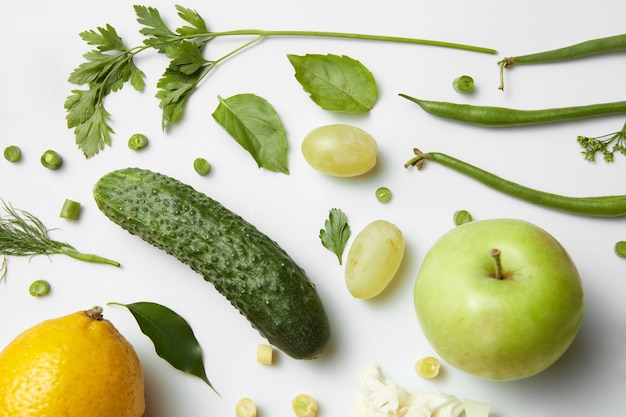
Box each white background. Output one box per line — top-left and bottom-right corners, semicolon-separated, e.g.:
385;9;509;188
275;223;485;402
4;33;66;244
1;0;626;416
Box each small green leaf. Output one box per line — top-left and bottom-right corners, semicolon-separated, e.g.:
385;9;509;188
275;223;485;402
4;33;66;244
109;301;216;393
288;54;378;113
319;208;351;265
212;94;289;174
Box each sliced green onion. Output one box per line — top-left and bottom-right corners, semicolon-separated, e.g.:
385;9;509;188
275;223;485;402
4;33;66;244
40;150;62;170
128;133;149;151
453;75;475;93
375;187;392;203
194;157;211;176
29;279;51;296
4;145;21;162
615;241;626;258
60;199;81;220
453;209;473;225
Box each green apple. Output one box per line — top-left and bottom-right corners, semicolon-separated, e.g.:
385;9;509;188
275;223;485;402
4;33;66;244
414;218;584;381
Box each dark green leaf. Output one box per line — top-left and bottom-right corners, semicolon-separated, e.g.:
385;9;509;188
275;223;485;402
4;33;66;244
79;24;127;51
319;208;351;264
288;53;378;113
155;65;206;129
135;5;177;52
175;5;209;37
212;94;289;174
109;301;216;392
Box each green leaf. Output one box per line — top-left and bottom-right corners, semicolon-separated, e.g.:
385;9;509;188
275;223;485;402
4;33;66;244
175;5;210;37
155;65;206;129
79;24;127;51
109;301;216;392
135;5;177;52
319;208;351;265
212;94;289;174
287;53;378;113
164;40;209;74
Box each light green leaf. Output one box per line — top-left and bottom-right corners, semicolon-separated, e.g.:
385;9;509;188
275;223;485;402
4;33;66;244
319;208;351;265
109;301;216;393
288;53;378;113
212;94;289;174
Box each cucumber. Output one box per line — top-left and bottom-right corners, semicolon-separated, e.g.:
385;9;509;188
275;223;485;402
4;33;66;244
93;167;330;360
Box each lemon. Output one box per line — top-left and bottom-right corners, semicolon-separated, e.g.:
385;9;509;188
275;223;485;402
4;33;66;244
0;306;145;417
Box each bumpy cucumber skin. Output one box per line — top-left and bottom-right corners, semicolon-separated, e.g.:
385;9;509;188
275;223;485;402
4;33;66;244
93;168;330;360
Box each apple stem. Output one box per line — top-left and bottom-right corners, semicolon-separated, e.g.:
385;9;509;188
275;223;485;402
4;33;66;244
490;248;503;280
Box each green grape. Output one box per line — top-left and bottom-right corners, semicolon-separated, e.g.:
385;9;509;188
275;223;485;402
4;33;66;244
301;124;377;177
345;220;404;299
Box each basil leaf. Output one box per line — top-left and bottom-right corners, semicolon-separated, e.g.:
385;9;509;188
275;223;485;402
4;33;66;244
287;53;378;113
212;93;289;174
109;301;216;392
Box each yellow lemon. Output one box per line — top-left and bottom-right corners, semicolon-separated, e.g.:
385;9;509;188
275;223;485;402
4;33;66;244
0;306;145;417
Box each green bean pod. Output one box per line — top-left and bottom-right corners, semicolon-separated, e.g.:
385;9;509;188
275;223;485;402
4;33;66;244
404;149;626;217
497;33;626;89
500;33;626;68
399;94;626;127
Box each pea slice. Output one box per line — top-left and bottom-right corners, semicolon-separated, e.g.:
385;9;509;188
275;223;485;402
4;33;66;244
375;187;392;203
4;145;21;162
615;241;626;258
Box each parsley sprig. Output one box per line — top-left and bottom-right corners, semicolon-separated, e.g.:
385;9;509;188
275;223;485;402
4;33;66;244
66;4;496;158
320;208;351;265
577;121;626;162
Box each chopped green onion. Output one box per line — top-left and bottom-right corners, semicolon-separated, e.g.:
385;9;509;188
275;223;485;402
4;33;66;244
29;279;51;296
40;150;62;170
194;157;211;176
615;241;626;258
3;145;21;162
453;209;473;226
452;75;475;93
375;187;392;203
59;199;81;220
128;133;149;151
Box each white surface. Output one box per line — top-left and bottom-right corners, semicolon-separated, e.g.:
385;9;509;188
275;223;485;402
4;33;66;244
1;1;625;416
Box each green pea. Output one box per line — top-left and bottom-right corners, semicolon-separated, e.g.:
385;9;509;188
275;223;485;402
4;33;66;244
3;145;21;162
40;149;63;170
615;241;626;258
453;210;473;225
29;279;51;297
128;133;149;151
194;157;211;176
375;187;392;203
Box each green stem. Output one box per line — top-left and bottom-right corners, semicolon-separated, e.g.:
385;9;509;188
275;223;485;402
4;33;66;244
185;29;498;54
59;246;120;267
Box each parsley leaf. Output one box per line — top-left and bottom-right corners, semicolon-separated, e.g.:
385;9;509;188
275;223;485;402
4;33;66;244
319;208;351;265
65;24;146;158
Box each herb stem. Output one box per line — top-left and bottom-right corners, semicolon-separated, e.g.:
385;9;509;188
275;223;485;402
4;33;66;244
59;246;121;267
188;29;498;55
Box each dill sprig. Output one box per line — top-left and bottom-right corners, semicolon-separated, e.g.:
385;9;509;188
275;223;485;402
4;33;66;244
0;201;120;280
577;122;626;162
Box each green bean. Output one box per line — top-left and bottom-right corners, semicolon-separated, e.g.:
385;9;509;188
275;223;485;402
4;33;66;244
59;199;81;220
498;34;626;90
193;157;211;176
29;279;51;297
404;148;626;217
375;187;392;203
3;146;21;162
128;133;149;151
452;75;475;94
40;149;63;170
399;94;626;127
